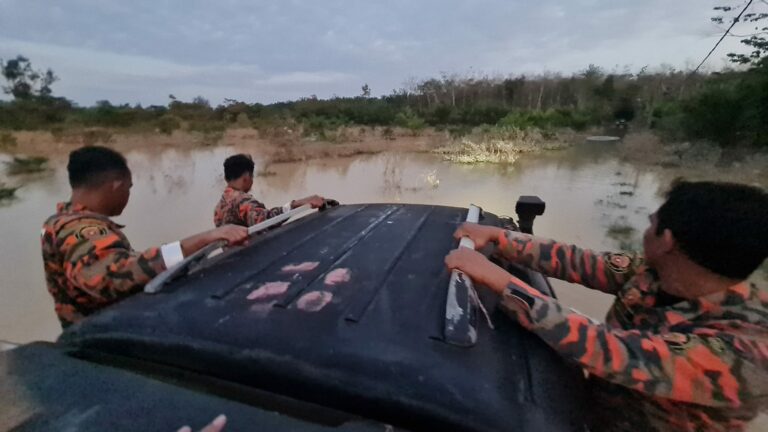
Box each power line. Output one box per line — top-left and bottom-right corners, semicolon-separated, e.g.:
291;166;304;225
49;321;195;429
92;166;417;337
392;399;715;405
693;0;755;74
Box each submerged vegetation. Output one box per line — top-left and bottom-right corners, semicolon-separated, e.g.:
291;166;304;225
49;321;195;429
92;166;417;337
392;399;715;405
6;156;48;175
0;184;18;201
434;127;570;163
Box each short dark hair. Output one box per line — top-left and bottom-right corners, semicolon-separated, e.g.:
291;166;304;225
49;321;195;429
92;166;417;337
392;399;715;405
224;154;254;182
67;146;130;189
656;180;768;279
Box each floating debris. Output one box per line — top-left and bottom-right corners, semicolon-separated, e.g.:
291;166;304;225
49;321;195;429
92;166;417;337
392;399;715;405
586;136;621;142
606;224;635;238
422;170;440;188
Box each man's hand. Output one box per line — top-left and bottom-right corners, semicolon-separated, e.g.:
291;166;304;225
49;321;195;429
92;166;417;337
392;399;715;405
445;248;512;295
453;223;504;250
293;195;325;209
177;414;227;432
181;225;248;256
207;225;249;245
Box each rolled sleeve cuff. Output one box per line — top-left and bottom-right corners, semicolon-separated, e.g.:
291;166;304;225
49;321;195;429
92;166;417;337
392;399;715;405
160;241;184;269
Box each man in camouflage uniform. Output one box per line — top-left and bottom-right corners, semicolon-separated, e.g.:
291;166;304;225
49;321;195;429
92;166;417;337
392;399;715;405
446;181;768;431
42;146;248;328
213;154;325;227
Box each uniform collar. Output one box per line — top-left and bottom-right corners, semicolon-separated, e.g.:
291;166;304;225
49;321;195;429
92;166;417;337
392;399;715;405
55;201;125;229
57;201;88;214
658;281;766;327
224;186;249;196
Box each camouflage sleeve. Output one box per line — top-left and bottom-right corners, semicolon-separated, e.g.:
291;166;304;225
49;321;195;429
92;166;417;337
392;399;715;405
500;282;758;408
496;230;641;294
61;220;166;303
238;196;284;227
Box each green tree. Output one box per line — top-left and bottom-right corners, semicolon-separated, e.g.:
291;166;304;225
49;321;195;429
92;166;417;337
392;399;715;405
713;2;768;66
0;55;57;99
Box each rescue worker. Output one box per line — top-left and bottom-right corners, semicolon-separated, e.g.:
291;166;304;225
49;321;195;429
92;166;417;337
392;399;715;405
41;146;249;328
213;154;325;227
445;180;768;431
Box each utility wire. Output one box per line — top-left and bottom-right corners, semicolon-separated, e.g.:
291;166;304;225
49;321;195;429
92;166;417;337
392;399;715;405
693;0;755;74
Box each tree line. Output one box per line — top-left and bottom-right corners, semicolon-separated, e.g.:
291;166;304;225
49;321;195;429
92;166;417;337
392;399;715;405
2;0;768;148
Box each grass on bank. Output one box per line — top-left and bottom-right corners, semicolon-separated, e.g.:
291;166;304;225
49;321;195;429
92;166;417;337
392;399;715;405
434;126;571;164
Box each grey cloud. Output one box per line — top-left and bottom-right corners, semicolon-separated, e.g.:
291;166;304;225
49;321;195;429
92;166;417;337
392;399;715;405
0;0;748;105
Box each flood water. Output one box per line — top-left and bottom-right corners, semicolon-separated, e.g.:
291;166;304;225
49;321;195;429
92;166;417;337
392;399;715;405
0;141;758;343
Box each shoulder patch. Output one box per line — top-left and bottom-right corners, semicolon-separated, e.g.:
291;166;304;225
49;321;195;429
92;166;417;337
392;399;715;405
606;252;633;273
661;332;695;352
75;225;109;240
705;336;726;354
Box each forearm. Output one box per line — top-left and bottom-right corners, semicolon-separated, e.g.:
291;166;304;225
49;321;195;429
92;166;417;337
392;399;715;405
496;230;630;293
501;286;745;408
180;232;215;256
244;205;283;226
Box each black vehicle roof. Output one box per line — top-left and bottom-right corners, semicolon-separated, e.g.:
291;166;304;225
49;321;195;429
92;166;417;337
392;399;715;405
61;204;586;431
0;343;395;432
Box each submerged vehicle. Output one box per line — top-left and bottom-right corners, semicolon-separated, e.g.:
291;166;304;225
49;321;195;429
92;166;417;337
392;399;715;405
0;198;587;431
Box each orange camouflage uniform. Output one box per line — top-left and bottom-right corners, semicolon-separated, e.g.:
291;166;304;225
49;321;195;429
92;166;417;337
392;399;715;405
213;186;284;228
41;202;167;328
495;231;768;432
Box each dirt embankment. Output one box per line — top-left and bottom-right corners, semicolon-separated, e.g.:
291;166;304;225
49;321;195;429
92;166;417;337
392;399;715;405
3;127;446;163
617;132;768;188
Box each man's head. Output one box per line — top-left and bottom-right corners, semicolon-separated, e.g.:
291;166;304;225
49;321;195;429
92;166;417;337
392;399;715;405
643;180;768;281
67;146;132;216
223;154;254;192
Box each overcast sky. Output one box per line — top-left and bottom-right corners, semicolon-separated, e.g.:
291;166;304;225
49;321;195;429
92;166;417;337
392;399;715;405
0;0;752;106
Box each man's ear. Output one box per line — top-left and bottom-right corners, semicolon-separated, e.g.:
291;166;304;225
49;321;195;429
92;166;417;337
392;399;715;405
111;179;123;191
661;229;676;253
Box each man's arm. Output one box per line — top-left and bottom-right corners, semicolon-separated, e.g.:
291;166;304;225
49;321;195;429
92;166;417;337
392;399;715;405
62;222;168;304
453;223;639;294
62;221;248;304
444;248;761;408
500;282;756;408
238;195;325;227
237;196;284;227
497;230;641;294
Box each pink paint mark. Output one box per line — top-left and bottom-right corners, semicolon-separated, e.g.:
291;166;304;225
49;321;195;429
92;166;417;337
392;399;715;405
281;262;320;273
324;268;351;286
247;281;290;301
296;291;333;312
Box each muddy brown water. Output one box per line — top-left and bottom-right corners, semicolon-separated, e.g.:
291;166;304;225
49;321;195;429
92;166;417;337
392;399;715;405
0;141;667;343
3;141;768;429
2;140;767;344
